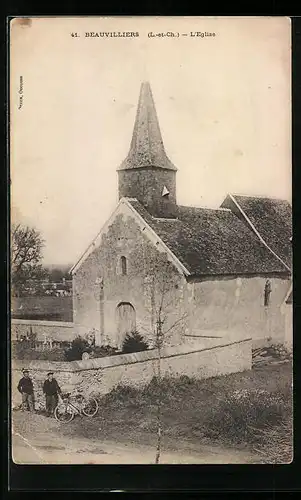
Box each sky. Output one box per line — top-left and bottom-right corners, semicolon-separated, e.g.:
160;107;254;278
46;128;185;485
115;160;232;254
10;16;291;266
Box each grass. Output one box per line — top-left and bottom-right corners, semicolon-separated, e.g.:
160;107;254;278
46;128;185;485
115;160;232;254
58;361;293;463
11;296;73;322
251;418;293;464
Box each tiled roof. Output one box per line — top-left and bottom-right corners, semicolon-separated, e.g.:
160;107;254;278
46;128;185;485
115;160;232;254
221;195;292;269
128;199;289;276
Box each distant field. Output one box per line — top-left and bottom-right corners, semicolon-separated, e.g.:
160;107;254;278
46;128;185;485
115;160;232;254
11;296;73;322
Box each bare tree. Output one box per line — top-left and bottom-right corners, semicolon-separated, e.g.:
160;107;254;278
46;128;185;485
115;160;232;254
142;252;188;464
11;224;46;296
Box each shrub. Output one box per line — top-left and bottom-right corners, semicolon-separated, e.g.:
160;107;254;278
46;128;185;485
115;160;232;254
103;384;140;403
267;343;292;359
72;368;292;460
91;345;119;358
121;330;149;354
64;336;92;361
32;348;66;361
12;340;29;358
200;388;291;443
252;343;292;361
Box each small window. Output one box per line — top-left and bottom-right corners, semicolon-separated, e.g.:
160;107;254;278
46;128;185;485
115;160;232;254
121;256;127;276
264;279;271;307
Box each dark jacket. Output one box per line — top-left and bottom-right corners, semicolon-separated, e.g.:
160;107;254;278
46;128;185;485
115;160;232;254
43;379;61;396
17;377;34;395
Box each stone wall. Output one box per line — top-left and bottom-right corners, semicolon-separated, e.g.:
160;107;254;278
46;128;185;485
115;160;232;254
11;319;75;342
11;335;252;408
11;360;75;409
118;168;177;218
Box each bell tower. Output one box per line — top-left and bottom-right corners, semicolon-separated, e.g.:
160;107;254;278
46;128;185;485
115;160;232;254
117;82;177;218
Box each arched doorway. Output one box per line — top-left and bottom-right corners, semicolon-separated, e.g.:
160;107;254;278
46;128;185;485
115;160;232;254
116;302;136;341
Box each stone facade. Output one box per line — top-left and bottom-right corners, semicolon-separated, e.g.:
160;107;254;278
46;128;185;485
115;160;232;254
73;207;187;348
186;276;291;347
118;168;177;218
281;302;293;349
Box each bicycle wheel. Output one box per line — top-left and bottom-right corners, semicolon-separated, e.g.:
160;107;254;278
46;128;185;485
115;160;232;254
54;402;74;423
82;397;98;417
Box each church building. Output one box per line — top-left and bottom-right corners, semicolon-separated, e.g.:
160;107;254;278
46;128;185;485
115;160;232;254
71;82;292;349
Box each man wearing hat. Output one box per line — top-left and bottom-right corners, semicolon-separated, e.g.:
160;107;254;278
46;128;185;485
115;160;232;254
17;369;35;412
43;372;62;417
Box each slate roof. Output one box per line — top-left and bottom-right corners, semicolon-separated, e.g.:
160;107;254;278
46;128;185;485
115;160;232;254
221;195;292;269
128;199;289;276
118;82;177;172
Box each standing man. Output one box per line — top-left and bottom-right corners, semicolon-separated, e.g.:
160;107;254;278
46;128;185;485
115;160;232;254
17;369;35;412
43;372;62;417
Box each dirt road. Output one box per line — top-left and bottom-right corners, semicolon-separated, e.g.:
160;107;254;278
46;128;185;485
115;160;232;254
12;411;258;464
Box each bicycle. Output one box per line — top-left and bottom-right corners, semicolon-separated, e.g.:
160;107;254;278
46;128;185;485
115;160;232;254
54;390;99;423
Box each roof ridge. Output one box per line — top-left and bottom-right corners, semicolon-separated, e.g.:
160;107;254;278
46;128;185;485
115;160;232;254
228;194;291;272
178;204;231;212
230;193;291;203
128;198;180;221
151;217;180;221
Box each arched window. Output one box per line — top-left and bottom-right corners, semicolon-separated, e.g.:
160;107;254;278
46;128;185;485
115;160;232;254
264;279;272;307
121;256;127;276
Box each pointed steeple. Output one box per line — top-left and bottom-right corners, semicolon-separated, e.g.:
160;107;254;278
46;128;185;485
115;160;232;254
117;82;178;218
118;82;177;171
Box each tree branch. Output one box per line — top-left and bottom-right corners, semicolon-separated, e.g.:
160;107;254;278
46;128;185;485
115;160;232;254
163;312;188;335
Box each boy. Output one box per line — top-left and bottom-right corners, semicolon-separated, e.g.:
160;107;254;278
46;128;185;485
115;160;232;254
17;369;35;412
43;372;62;416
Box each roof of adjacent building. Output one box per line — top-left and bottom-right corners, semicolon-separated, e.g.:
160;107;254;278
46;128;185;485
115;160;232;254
118;81;177;172
286;290;293;304
221;194;292;269
128;198;289;276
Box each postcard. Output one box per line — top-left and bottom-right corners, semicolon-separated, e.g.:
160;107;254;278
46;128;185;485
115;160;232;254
10;16;292;465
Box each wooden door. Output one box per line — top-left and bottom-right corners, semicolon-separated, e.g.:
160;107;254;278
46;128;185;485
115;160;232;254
117;302;136;339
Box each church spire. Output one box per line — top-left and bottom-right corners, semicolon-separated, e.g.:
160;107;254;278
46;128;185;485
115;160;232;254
118;81;177;171
117;82;178;218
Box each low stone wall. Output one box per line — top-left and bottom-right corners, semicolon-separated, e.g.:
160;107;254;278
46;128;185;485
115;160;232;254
11;336;252;408
11;360;75;408
11;319;75;342
185;327;290;350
